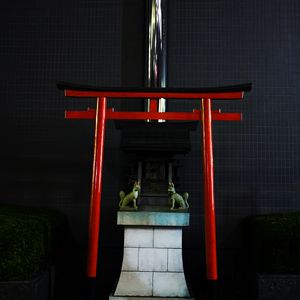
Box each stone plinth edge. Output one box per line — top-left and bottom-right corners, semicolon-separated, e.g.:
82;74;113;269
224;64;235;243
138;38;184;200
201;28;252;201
117;211;190;226
110;296;194;300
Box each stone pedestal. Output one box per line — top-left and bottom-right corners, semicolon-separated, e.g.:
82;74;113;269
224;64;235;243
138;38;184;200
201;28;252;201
110;211;194;300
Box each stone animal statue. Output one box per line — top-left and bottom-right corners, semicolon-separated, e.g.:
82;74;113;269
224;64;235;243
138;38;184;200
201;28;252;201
168;182;189;210
119;181;141;210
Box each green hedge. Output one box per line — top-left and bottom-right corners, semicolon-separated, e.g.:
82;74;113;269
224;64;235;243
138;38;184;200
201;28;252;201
0;205;68;281
242;212;300;274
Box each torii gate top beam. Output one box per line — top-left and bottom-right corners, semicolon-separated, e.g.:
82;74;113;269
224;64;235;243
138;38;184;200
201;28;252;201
57;82;251;100
58;82;251;122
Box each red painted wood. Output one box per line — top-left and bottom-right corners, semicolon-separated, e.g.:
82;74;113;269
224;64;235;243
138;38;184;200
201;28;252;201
202;98;218;280
86;97;107;278
65;109;242;121
107;110;200;121
150;99;158;112
65;89;244;100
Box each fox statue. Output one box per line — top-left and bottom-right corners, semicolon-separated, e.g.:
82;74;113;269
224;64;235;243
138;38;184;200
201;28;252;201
168;182;189;210
119;181;141;211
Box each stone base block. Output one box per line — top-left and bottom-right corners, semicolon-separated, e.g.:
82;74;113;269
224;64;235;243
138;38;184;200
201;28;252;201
114;272;152;296
117;211;190;226
113;215;193;299
114;271;190;298
110;296;194;300
153;272;189;297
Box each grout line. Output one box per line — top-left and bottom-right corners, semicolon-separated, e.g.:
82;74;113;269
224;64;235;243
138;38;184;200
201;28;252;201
152;226;154;247
152;271;154;296
167;248;169;271
137;247;140;271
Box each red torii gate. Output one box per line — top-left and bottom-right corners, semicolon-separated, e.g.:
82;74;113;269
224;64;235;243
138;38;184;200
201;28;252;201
57;82;251;287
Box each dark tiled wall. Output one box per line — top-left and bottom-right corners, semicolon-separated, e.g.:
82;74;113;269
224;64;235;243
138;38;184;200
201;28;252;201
1;0;122;239
168;0;300;230
167;0;300;295
1;0;123;298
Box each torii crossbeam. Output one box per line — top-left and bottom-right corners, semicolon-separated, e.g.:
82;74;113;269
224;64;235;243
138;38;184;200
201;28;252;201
57;82;251;291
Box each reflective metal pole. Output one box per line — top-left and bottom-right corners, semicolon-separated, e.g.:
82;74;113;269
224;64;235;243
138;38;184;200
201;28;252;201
146;0;167;120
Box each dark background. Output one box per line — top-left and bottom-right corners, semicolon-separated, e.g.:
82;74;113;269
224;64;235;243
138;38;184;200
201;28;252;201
1;0;300;299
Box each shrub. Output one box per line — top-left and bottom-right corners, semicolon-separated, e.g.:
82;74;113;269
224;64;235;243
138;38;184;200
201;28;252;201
0;205;68;281
242;212;300;273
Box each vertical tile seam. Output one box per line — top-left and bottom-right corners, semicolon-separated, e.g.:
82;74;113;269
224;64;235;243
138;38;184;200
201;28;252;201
167;247;169;271
152;226;154;247
152;271;154;296
137;247;140;271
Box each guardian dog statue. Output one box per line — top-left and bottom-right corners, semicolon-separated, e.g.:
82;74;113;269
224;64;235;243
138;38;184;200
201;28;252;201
168;182;189;210
119;181;141;211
